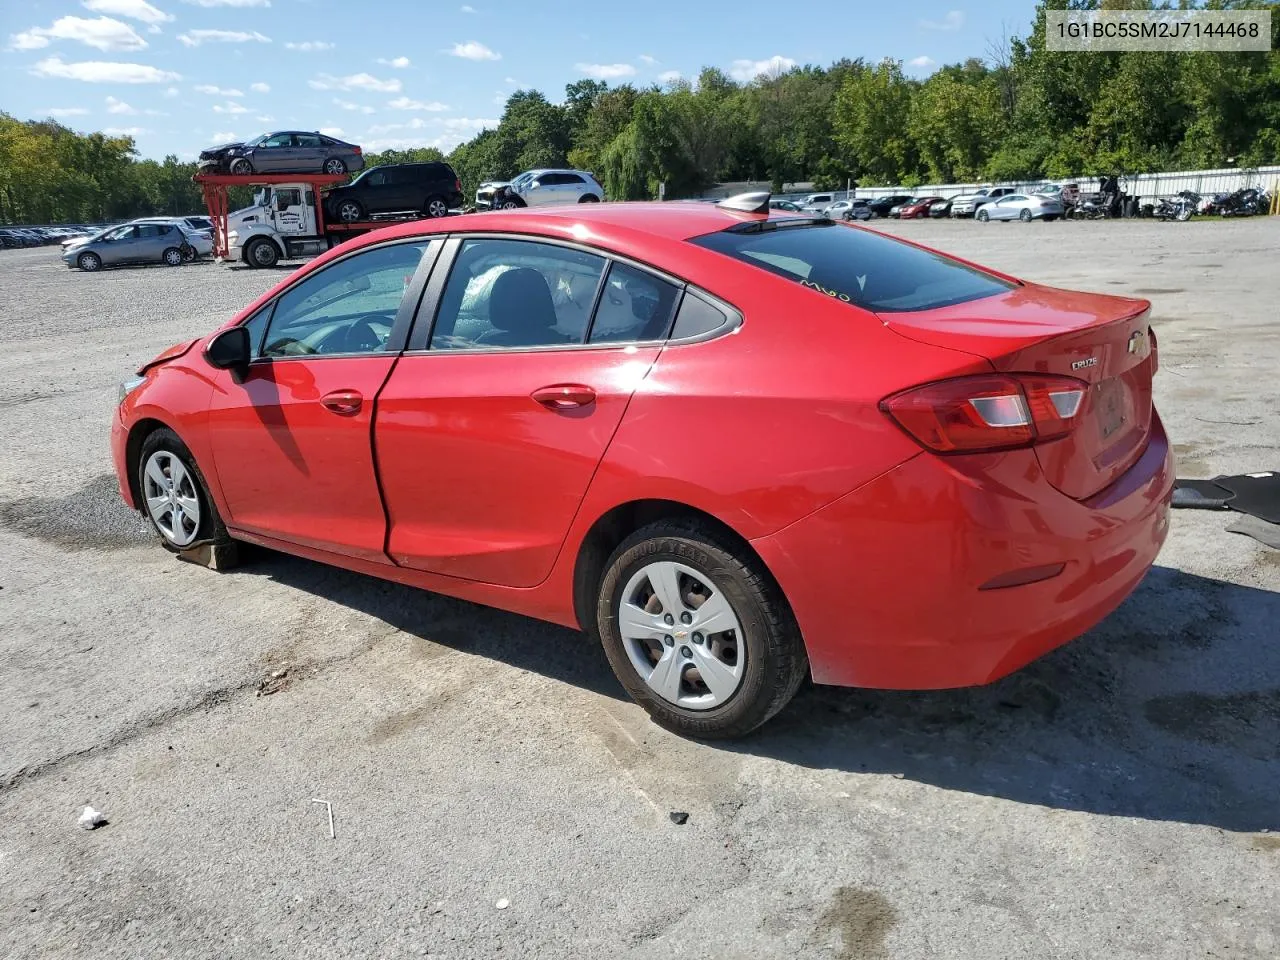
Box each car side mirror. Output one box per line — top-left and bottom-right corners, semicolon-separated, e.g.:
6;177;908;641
205;326;252;382
529;180;541;189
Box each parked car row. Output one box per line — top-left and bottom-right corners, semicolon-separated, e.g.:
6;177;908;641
0;225;95;249
790;183;1080;223
62;216;214;272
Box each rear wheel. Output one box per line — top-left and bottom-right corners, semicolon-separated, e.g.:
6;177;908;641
977;209;989;222
77;251;102;272
596;519;808;739
578;194;600;203
323;157;348;175
336;199;364;223
229;158;253;176
137;428;228;553
500;199;521;210
425;196;449;218
1019;209;1033;222
245;237;279;268
161;246;183;266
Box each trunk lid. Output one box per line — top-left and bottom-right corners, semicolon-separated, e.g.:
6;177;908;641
882;283;1155;500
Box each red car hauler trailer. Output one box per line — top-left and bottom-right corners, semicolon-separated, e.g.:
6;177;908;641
194;172;429;267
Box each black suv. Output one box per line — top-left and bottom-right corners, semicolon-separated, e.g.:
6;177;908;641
324;162;464;222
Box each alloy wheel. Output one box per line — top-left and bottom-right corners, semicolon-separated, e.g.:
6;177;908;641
324;158;346;175
78;252;101;272
142;450;201;547
617;560;745;710
338;201;362;222
427;198;448;218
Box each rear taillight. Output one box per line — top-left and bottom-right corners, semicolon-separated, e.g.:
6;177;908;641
880;374;1087;454
353;146;362;155
455;177;462;193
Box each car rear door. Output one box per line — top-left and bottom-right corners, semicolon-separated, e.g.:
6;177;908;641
375;235;679;587
205;239;440;561
292;133;325;171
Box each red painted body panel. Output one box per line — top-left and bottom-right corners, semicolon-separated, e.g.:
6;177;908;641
754;412;1172;688
206;359;396;563
377;346;661;586
112;201;1174;694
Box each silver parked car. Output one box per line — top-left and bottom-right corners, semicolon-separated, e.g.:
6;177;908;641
198;131;365;176
62;221;192;271
824;199;872;221
975;194;1064;222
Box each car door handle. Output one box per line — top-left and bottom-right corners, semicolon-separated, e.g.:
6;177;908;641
320;389;363;415
531;384;596;409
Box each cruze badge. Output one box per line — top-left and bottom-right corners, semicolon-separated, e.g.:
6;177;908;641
1071;357;1098;370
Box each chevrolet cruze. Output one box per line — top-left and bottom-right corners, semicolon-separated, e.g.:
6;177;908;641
111;195;1172;738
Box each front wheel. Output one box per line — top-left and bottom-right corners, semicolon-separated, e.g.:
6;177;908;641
229;158;253;176
77;251;102;272
425;196;449;218
500;199;521;210
1019;209;1033;222
323;157;348;175
596;520;808;739
1176;206;1192;222
161;246;183;266
578;194;600;203
336;199;364;223
137;428;229;552
977;209;989;222
245;237;280;268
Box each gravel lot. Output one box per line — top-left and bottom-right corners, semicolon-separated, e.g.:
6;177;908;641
2;218;1278;960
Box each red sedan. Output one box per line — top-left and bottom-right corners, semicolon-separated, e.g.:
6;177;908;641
111;196;1172;738
898;197;945;219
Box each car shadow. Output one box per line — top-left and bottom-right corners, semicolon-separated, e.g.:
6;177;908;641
241;552;1278;831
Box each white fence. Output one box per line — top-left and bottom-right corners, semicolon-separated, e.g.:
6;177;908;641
708;165;1280;202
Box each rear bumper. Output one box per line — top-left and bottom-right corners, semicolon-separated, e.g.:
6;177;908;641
753;412;1174;689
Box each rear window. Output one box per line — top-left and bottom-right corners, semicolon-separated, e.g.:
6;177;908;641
690;221;1014;313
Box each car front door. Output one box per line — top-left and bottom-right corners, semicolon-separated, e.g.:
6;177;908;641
205;239;439;561
376;236;679;587
99;225;140;264
252;133;294;171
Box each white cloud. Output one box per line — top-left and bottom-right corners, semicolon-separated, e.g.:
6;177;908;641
10;16;147;53
163;85;179;96
255;114;274;122
31;56;179;83
493;92;506;105
46;107;91;117
449;41;500;61
211;130;237;142
187;0;270;7
103;125;145;135
441;116;495;132
908;55;936;69
728;55;796;81
194;84;244;96
285;40;334;52
658;70;681;84
82;0;174;25
460;4;476;11
377;56;410;68
920;10;964;31
250;81;270;93
212;100;248;114
319;126;344;137
309;72;401;93
106;95;137;113
576;62;635;80
638;54;658;65
179;29;270;47
335;98;375;114
504;76;515;84
388;96;448;111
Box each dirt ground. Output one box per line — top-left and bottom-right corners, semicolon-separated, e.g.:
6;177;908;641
1;216;1277;959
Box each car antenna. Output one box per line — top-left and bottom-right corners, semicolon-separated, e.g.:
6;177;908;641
717;191;771;213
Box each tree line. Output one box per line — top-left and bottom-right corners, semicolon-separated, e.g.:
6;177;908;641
2;0;1276;224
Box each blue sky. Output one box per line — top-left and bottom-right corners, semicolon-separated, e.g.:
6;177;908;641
3;0;1037;160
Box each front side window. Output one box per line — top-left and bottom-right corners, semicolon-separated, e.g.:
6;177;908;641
589;262;680;343
429;238;606;350
275;189;302;208
107;225;138;241
261;134;291;148
691;221;1015;314
261;242;431;358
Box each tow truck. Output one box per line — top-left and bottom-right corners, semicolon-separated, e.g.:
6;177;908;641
194;172;429;268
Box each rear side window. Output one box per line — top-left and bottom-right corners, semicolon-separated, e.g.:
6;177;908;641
690;222;1014;313
589;262;679;343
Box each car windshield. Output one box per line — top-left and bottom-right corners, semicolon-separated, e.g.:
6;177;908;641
244;134;268;147
690;221;1015;313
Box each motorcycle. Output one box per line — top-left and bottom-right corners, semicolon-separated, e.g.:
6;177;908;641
1154;191;1200;222
1218;187;1268;217
1074;174;1128;219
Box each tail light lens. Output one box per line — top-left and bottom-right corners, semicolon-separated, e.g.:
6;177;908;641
455;177;462;193
353;146;362;155
881;374;1087;454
